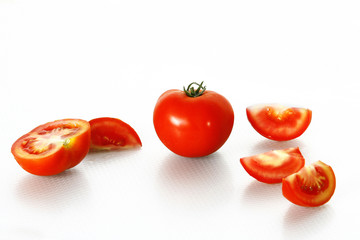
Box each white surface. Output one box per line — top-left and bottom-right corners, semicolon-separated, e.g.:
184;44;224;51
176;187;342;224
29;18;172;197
1;0;360;239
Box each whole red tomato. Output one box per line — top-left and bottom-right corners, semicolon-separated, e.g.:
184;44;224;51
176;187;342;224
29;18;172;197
153;82;234;157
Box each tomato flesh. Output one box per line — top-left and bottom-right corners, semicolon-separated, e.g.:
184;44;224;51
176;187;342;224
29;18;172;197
153;89;234;157
246;104;312;141
11;119;91;176
240;147;305;183
89;117;142;150
282;161;336;207
21;127;79;154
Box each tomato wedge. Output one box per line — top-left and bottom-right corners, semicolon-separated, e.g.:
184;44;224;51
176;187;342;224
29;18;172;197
11;119;91;176
240;147;305;183
246;104;312;141
282;161;336;207
89;117;142;150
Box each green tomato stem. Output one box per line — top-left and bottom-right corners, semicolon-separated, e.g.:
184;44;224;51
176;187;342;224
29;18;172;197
183;81;206;97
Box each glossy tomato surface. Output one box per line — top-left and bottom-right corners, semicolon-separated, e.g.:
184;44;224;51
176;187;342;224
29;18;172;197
153;88;234;157
246;104;312;141
240;147;305;183
11;119;91;176
282;161;336;207
89;117;142;150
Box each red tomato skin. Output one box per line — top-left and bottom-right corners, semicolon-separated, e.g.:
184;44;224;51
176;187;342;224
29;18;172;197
11;119;91;176
153;89;234;157
246;105;312;141
240;147;305;184
282;161;336;207
282;178;307;206
89;117;142;150
12;139;68;176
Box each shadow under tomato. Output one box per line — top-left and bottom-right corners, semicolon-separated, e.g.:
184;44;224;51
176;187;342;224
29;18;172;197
85;148;142;164
240;180;283;208
157;152;233;213
16;169;89;212
251;138;306;154
282;204;334;239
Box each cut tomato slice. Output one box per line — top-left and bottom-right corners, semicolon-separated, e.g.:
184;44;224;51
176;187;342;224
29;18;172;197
11;119;91;176
240;147;305;183
89;117;142;150
282;161;336;207
246;104;312;141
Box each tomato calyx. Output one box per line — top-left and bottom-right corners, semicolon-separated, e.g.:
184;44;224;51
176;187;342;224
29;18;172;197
183;81;206;97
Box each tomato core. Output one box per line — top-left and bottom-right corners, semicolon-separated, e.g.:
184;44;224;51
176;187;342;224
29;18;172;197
267;107;294;122
297;165;328;196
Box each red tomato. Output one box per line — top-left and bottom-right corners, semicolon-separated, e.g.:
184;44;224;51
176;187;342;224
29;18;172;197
89;117;142;150
282;161;336;207
246;104;312;141
240;147;305;183
11;119;91;176
153;82;234;157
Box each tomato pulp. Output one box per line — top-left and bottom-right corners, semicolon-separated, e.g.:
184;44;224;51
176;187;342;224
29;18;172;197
153;82;234;157
11;119;91;176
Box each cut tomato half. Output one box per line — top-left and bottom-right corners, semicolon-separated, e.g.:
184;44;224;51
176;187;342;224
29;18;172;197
89;117;142;150
282;161;336;207
246;104;312;141
240;147;305;183
11;119;91;176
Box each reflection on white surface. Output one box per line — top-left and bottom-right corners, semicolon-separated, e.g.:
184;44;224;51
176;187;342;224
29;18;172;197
85;147;142;164
157;153;234;213
241;180;283;208
283;205;335;240
2;229;43;240
251;138;307;154
15;169;89;212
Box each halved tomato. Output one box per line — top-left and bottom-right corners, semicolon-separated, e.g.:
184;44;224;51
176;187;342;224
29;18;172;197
282;161;336;207
246;104;312;141
240;147;305;183
89;117;142;150
11;119;91;176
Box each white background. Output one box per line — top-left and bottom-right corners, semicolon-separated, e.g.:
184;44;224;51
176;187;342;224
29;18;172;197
1;0;360;239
